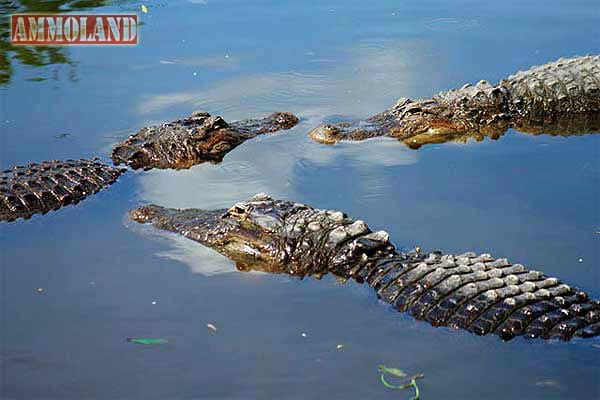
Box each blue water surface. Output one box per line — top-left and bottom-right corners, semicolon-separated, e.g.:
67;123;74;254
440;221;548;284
1;1;599;399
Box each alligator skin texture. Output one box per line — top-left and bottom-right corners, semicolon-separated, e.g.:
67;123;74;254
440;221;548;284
130;194;600;342
112;111;299;170
0;159;124;222
309;55;600;147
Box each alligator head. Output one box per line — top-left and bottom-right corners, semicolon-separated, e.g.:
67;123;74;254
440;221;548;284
112;111;299;170
308;97;474;145
130;194;395;277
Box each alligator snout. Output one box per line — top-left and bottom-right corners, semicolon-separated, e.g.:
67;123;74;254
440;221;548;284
129;205;164;223
270;112;300;131
308;124;342;144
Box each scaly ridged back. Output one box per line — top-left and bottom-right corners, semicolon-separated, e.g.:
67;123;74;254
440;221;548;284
366;252;600;341
129;195;600;342
0;159;124;222
501;55;600;118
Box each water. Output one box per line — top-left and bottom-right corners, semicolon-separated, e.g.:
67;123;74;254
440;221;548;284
1;0;599;399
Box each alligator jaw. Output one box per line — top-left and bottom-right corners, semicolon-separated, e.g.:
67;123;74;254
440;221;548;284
308;98;457;144
308;120;395;144
129;196;293;269
129;205;225;236
230;112;299;134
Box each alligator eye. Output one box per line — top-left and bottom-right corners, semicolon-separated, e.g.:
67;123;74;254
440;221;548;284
227;204;248;218
404;105;422;114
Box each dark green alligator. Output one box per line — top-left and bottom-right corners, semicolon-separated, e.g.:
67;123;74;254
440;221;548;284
309;55;600;148
130;194;600;342
0;111;298;222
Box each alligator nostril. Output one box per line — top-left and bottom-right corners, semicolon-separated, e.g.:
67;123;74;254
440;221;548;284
273;112;299;129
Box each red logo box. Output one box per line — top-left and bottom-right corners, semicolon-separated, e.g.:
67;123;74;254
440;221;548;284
11;14;138;45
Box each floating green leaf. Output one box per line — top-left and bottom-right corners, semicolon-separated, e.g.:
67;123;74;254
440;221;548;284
126;338;168;345
378;364;423;400
378;364;407;378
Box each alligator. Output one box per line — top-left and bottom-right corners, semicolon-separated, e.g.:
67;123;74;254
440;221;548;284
0;159;124;222
130;194;600;342
0;111;298;222
111;111;299;170
309;55;600;147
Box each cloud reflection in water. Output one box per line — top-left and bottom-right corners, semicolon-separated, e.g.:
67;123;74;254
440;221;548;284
129;40;434;275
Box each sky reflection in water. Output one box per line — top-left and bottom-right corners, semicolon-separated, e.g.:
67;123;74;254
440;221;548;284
1;1;599;399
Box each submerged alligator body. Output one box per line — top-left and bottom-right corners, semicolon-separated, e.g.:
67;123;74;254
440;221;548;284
130;194;600;342
1;112;298;222
0;159;124;222
309;55;600;147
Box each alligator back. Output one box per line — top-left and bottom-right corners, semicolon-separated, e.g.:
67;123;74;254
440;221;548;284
367;252;600;341
130;195;600;342
0;159;124;222
501;55;600;122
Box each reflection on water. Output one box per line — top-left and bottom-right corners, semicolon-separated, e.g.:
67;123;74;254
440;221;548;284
424;17;481;32
135;40;438;120
123;213;236;276
133;126;418;274
2;0;599;399
403;112;600;149
136;124;417;208
0;0;153;85
0;1;90;85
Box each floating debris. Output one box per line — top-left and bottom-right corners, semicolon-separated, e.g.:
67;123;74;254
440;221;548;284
301;332;308;338
378;365;406;378
578;258;584;263
378;364;424;399
592;344;600;350
126;338;168;345
535;379;560;388
54;133;70;139
207;323;218;332
336;344;343;350
151;301;157;305
35;288;45;294
141;5;148;13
